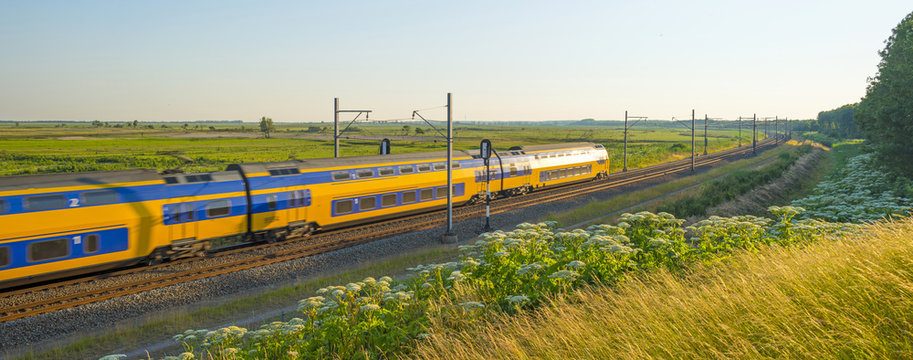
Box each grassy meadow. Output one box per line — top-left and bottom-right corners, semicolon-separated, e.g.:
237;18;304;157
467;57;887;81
0;121;755;176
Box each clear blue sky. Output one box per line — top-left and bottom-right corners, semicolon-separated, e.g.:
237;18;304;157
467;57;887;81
1;1;910;122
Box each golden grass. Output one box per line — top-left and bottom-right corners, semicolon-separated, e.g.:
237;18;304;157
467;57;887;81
413;218;913;359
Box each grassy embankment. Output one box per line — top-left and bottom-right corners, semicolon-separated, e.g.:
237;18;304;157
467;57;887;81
10;248;461;360
545;140;809;227
413;217;913;359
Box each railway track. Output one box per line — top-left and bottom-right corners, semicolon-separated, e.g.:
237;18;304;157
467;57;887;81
0;138;780;323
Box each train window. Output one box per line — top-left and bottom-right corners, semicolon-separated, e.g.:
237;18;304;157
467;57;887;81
267;194;278;210
378;167;395;176
332;171;351;181
335;200;353;214
298;190;307;206
417;164;431;172
289;192;297;207
550;170;559;179
171;205;181;223
25;194;67;211
451;162;461;169
0;246;7;267
185;175;199;182
357;169;374;178
360;197;376;211
165;177;179;184
560;169;567;178
183;203;194;221
269;168;299;176
399;165;414;174
420;189;433;201
433;163;446;171
82;190;119;205
381;194;397;207
402;191;416;204
28;238;69;262
0;199;7;214
85;234;99;254
435;186;449;199
206;200;231;217
510;167;518;177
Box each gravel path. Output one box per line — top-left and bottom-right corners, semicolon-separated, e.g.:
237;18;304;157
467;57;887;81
0;150;758;358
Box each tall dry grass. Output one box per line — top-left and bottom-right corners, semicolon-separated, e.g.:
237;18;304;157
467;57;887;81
413;218;913;359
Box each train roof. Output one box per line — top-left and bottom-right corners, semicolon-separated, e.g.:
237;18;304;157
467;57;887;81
227;142;602;174
0;169;163;192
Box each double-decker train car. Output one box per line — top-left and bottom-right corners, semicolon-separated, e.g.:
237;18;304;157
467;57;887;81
0;142;608;289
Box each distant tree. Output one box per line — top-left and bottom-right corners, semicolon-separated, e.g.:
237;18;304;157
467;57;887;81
856;11;913;177
161;124;168;129
259;116;275;138
209;126;216;131
401;125;411;136
414;128;425;135
817;103;859;138
92;120;102;127
133;120;139;128
15;122;19;127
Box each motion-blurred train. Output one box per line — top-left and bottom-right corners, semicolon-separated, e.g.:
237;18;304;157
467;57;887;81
0;142;608;289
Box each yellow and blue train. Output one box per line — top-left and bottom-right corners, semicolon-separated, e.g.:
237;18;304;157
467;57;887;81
0;142;608;289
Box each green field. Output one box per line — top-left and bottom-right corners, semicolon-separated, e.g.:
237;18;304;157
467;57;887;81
0;121;759;176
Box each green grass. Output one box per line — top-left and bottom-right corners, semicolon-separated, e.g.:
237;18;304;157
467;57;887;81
0;123;749;176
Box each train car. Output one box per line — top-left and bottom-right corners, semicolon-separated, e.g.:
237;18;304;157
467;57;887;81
155;171;249;262
227;150;479;239
0;169;248;289
0;169;166;288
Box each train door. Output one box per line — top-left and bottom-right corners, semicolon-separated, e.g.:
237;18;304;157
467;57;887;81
289;189;310;222
168;202;197;241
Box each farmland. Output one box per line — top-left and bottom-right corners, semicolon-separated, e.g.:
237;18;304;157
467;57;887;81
0;121;753;176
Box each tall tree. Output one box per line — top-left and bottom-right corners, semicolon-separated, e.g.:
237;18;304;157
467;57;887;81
856;11;913;177
259;116;275;138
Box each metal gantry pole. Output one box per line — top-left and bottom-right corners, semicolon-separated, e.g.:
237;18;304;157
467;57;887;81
623;110;628;172
691;109;695;173
703;114;708;155
752;113;757;155
775;116;779;144
334;98;339;158
738;117;742;147
445;92;455;241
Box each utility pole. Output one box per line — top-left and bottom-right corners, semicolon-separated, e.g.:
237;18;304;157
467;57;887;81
412;93;456;244
333;98;373;158
775;116;779;144
622;111;648;172
703;114;709;155
691;109;695;173
738;117;743;147
445;92;454;243
752;113;757;155
623;111;628;171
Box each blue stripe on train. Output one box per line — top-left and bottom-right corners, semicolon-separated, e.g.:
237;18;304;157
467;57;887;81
0;227;129;270
331;183;466;217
